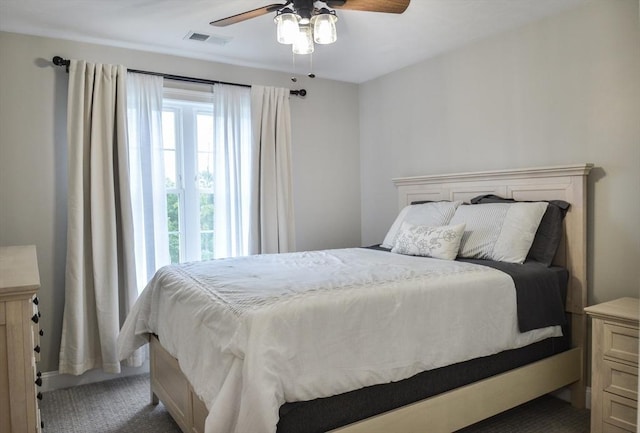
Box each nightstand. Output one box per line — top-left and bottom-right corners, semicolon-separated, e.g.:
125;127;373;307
585;297;639;433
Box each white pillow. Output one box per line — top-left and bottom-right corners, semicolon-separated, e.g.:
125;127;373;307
450;202;548;264
382;201;462;249
391;222;466;260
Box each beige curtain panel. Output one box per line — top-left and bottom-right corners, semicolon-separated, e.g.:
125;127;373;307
249;85;295;254
58;60;140;375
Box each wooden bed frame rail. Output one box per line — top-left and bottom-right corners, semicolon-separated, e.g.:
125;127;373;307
149;163;593;433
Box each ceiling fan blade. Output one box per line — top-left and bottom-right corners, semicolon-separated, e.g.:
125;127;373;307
326;0;410;14
210;3;288;27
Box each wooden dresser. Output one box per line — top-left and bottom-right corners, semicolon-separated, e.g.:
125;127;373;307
585;297;639;433
0;245;43;433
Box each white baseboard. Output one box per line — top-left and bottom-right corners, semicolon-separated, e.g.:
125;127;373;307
40;360;150;393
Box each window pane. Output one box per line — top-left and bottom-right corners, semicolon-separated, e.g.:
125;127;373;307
169;233;180;264
167;192;181;263
164;150;177;188
162;110;178;188
201;232;214;261
197;113;214;189
162;111;176;150
167;193;180;231
200;193;214;231
197;113;213;153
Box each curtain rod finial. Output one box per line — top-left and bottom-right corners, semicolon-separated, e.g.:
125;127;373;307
52;56;69;66
52;56;70;72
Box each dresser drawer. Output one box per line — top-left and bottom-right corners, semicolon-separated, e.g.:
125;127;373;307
603;392;637;432
603;322;639;365
603;360;638;401
603;421;635;433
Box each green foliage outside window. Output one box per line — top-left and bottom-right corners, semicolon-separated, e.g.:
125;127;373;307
165;171;215;263
199;170;214;260
200;193;214;261
167;192;180;263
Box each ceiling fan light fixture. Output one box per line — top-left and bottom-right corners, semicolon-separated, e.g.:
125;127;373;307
311;8;338;45
274;8;300;44
292;24;314;55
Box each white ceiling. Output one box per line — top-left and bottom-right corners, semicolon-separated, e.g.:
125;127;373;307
0;0;589;83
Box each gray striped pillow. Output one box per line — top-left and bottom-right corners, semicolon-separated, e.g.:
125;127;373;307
450;202;548;263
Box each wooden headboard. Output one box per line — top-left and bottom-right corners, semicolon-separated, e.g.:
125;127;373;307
392;163;593;406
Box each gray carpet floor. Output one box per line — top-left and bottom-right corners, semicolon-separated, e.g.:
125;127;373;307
40;373;590;432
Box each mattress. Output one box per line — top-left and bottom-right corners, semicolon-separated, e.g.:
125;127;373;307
117;247;565;433
277;333;569;432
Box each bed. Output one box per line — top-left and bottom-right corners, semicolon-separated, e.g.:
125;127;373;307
117;163;592;433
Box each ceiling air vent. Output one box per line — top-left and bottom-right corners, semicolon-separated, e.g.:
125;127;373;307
184;31;232;46
188;32;210;42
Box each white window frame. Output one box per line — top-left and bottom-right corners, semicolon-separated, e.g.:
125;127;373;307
162;86;215;263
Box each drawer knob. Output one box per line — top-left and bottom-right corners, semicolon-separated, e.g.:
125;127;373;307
34;345;41;353
37;392;43;400
35;377;42;386
31;314;39;324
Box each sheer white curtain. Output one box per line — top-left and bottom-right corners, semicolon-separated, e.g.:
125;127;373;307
59;60;138;375
126;72;170;289
213;84;252;258
249;85;295;254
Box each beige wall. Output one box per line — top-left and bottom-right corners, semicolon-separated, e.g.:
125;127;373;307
359;0;640;305
0;32;362;373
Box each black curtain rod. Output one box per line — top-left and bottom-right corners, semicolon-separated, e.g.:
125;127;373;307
52;56;307;97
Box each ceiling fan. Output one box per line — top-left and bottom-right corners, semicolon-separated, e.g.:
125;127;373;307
210;1;411;28
210;1;410;56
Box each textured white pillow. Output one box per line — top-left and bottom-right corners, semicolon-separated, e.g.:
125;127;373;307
381;201;462;249
391;222;466;260
450;202;548;263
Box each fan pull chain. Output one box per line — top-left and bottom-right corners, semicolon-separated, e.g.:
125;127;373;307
308;53;315;78
291;52;297;82
291;53;315;82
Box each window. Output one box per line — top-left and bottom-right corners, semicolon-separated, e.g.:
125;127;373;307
162;90;215;263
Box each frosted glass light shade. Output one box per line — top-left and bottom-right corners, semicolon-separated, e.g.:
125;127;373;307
312;12;337;44
292;25;314;55
275;11;300;44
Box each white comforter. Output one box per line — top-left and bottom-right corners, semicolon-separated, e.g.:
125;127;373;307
117;247;561;433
